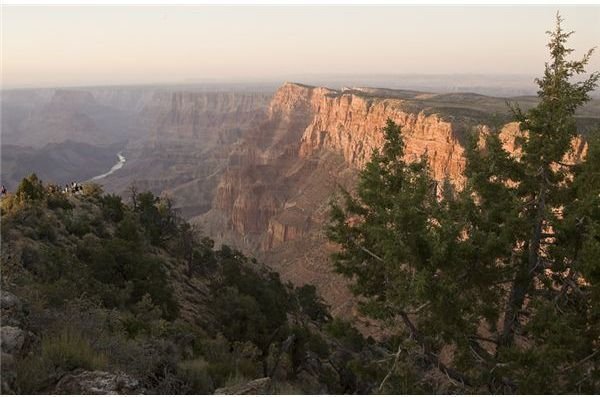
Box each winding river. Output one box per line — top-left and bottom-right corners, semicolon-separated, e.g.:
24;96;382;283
89;152;126;181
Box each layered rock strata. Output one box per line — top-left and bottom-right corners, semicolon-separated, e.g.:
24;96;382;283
197;82;593;319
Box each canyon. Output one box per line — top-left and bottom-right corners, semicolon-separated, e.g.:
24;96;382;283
192;82;598;320
3;82;599;321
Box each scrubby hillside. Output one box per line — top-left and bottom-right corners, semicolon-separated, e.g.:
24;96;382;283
0;175;439;395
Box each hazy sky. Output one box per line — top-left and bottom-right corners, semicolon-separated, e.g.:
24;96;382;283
2;5;599;88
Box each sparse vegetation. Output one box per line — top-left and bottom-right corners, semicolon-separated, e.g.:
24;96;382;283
2;14;598;396
1;176;385;394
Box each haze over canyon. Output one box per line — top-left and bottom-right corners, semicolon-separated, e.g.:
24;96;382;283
3;79;599;323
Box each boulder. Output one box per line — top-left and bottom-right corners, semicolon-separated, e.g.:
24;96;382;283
53;370;142;395
1;290;23;326
214;377;272;395
1;326;25;355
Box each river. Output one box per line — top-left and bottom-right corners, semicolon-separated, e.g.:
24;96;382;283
89;152;126;181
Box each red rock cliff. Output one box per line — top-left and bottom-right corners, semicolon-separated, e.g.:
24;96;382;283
198;82;589;319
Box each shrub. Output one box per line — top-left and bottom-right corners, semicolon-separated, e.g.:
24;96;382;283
196;335;260;388
0;193;19;214
65;215;91;237
306;330;330;358
14;352;53;393
15;328;107;393
272;381;303;394
41;328;107;371
100;193;124;222
82;183;103;198
37;217;58;242
115;214;141;243
46;192;72;210
177;358;214;394
295;284;331;323
325;318;364;351
15;174;45;202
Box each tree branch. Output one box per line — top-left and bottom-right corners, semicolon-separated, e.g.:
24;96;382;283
560;349;598;373
398;312;473;387
378;342;403;392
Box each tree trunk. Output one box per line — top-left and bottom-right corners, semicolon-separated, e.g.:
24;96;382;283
500;174;546;347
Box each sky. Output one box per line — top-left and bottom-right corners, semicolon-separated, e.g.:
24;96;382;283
2;5;599;88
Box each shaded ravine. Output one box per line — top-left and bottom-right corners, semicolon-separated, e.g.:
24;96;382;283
89;152;126;181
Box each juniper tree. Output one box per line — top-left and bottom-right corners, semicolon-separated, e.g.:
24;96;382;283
328;14;599;393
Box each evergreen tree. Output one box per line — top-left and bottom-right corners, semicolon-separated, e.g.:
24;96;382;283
15;173;45;202
328;14;599;393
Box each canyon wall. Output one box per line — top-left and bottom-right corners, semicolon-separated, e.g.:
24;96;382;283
142;91;271;143
195;84;465;317
297;89;466;184
196;82;594;320
100;90;272;219
6;82;593;321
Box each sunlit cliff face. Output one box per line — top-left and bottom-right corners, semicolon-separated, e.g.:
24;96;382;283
200;82;591;319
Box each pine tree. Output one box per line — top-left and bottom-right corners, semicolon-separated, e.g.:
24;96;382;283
328;14;598;393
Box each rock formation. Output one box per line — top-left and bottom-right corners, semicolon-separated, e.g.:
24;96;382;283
52;370;143;394
196;82;596;320
214;377;272;395
4;82;596;321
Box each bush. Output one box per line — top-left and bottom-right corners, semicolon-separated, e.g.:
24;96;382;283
46;192;73;210
15;174;45;202
1;193;18;214
41;328;107;371
82;183;103;198
296;284;331;323
177;358;214;394
325;318;364;351
100;193;124;222
37;217;57;242
15;328;107;393
65;213;92;237
195;335;261;389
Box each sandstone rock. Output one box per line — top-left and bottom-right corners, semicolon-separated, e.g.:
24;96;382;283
143;91;270;142
199;82;590;324
53;370;142;395
262;208;310;250
1;290;23;327
1;326;25;355
297;87;467;186
214;377;272;395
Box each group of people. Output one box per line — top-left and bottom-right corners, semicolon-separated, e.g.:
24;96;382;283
63;181;84;194
30;181;84;195
0;180;85;198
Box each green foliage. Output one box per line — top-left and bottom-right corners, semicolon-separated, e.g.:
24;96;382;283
4;182;372;393
195;335;262;388
327;15;599;393
65;212;93;237
46;191;73;210
15;173;45;202
211;255;291;354
295;284;331;323
82;183;103;198
40;328;108;371
177;358;214;394
100;193;125;222
325;318;364;351
76;233;179;320
134;192;178;245
288;325;330;371
15;328;107;393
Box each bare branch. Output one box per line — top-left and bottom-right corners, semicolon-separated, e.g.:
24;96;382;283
378;342;403;392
